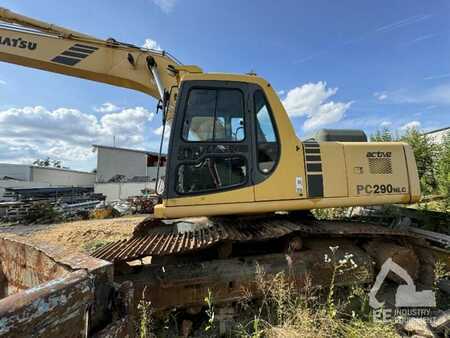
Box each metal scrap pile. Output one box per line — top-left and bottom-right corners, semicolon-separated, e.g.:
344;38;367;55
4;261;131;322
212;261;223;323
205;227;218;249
0;186;105;224
90;196;159;219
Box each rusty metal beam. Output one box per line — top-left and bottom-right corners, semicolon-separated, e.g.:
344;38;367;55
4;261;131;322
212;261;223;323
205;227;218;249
117;243;374;311
0;270;93;338
0;236;115;337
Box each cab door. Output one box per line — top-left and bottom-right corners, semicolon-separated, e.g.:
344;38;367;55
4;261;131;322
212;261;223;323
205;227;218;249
250;84;308;202
165;80;255;206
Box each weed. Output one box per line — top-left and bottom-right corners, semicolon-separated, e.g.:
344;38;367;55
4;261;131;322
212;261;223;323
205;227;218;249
137;288;153;338
231;256;399;338
83;239;110;254
204;288;215;332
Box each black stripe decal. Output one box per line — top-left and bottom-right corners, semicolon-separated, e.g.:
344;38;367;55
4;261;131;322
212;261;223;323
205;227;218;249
62;51;89;59
307;163;322;172
51;56;80;66
305;148;321;154
69;46;95;54
306;155;321;162
304;143;320;148
307;174;324;198
74;43;98;50
303;142;324;198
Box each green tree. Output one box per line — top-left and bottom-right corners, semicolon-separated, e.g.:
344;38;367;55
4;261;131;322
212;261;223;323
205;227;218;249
436;132;450;205
370;127;394;142
371;127;442;196
33;157;62;168
400;128;439;194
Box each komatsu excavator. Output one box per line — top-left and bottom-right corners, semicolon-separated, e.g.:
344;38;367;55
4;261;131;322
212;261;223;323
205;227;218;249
0;8;435;314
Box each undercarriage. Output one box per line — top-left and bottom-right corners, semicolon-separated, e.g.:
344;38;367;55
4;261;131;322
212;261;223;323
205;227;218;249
92;211;437;312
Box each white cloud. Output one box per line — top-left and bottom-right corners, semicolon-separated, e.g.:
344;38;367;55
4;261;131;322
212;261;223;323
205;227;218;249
380;121;392;127
100;107;154;136
277;90;285;96
282;81;352;130
0;105;155;165
151;0;176;13
424;73;450;81
94;102;120;113
381;85;450;106
0;80;6;85
142;38;162;51
376;14;432;33
374;92;388;101
400;120;421;131
422;85;450;105
153;125;170;139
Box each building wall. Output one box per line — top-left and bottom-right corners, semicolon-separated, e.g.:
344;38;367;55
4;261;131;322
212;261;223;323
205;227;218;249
94;182;156;201
31;167;95;187
0;164;32;181
146;167;165;180
427;129;449;144
96;147;147;183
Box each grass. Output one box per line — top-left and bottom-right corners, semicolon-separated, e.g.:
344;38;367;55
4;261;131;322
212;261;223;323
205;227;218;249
143;246;404;337
232;247;400;338
139;264;449;337
82;239;111;254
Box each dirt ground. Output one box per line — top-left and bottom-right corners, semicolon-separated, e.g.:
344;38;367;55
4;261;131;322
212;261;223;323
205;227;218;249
0;214;148;253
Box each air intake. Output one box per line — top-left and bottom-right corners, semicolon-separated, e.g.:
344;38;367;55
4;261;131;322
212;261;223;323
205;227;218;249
368;158;392;174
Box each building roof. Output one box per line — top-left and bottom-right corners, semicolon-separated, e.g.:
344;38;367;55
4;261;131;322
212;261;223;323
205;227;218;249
0;162;94;175
92;144;166;157
424;126;450;135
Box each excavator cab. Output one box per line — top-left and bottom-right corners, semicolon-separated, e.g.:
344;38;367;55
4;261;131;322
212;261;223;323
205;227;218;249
164;80;280;200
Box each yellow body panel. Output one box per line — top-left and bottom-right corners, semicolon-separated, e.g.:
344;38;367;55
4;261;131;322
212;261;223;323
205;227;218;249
165;186;254;207
320;143;348;197
155;194;412;218
344;142;410;197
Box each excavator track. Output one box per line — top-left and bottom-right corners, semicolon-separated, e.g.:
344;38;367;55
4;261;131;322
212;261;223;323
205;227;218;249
92;215;419;262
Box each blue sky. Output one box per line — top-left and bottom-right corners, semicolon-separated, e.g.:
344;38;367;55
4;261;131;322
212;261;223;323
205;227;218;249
0;0;449;171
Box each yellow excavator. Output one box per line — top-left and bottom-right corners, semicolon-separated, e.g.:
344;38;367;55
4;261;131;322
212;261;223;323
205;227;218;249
0;7;434;314
0;7;420;217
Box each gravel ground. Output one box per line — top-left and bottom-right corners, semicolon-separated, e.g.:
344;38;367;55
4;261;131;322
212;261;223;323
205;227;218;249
0;214;147;253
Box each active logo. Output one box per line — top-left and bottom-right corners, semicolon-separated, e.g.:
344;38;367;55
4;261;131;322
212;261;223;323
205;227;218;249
367;151;392;158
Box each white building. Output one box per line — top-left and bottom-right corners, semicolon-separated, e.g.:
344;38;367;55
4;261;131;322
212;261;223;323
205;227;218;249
92;145;166;201
0;163;95;186
425;127;449;144
0;163;96;201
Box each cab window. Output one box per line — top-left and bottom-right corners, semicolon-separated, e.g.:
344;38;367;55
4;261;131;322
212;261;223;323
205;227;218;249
177;157;247;193
254;90;280;173
183;89;245;142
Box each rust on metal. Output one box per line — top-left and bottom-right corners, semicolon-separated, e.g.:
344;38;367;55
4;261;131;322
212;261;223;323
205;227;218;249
0;270;93;338
117;241;374;311
0;235;115;337
93;216;418;262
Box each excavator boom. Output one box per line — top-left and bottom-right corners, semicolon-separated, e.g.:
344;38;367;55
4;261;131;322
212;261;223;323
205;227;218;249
0;7;180;105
